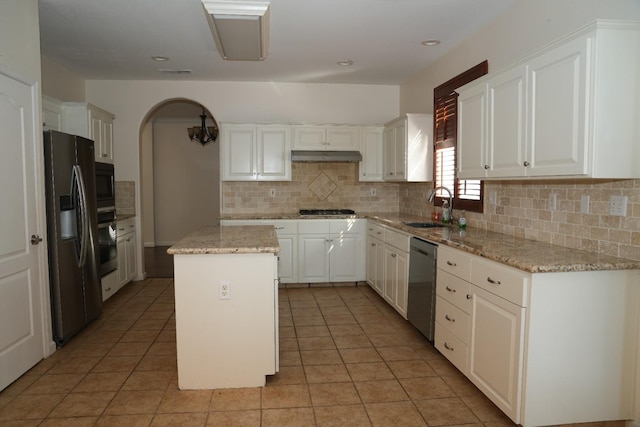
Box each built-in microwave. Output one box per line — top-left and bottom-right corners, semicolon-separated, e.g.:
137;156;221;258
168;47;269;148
95;162;115;209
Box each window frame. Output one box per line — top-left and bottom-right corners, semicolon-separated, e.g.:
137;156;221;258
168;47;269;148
433;61;488;213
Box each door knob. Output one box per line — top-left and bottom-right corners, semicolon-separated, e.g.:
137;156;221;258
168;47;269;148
523;161;530;167
31;234;43;245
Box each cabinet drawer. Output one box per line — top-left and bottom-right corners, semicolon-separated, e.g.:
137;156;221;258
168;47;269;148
270;220;297;235
298;220;330;234
435;323;468;375
471;258;529;307
330;219;362;234
116;218;135;236
436;270;471;313
437;246;471;281
384;229;410;252
366;221;385;239
436;296;469;344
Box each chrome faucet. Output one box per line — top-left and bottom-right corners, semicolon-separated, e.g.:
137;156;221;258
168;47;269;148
428;186;453;223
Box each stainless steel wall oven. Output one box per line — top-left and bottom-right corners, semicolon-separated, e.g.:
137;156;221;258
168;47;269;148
97;207;117;277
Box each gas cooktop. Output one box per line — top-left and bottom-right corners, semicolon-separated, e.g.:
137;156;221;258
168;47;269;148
299;209;356;216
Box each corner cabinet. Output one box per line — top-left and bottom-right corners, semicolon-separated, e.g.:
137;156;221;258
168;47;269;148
61;102;115;164
383;114;433;182
434;244;639;427
292;125;360;151
458;20;640;180
221;124;291;181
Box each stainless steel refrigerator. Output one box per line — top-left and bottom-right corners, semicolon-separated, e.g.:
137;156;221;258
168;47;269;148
43;130;102;346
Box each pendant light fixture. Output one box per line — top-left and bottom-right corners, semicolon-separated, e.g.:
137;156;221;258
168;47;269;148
187;105;218;146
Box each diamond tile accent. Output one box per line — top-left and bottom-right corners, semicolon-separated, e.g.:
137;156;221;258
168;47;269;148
308;172;338;200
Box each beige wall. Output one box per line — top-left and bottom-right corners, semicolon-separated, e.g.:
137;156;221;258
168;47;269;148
152;119;220;245
40;56;85;101
140;122;155;247
0;0;41;79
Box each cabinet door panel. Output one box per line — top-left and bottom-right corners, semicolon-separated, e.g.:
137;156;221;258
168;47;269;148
468;285;524;423
329;234;359;282
393;121;406;179
326;127;359;150
394;251;408;318
126;234;137;281
383;247;396;304
224;127;256;180
457;84;488;179
257;127;290;180
383;126;395;179
276;235;296;283
293;126;325;150
359;127;383;181
489;66;526;177
527;36;588;176
298;235;329;282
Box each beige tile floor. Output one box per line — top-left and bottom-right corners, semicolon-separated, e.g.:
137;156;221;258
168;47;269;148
0;279;617;426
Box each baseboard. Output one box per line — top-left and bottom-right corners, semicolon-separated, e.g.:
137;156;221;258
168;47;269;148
626;420;640;427
144;242;156;248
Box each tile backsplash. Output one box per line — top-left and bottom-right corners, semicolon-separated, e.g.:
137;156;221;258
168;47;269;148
115;180;135;215
401;179;640;262
221;163;400;215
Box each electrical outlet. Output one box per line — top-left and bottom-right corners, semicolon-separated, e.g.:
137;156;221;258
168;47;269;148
370;188;377;197
580;195;590;214
218;281;231;300
609;195;628;216
549;193;557;211
269;188;276;197
489;191;497;205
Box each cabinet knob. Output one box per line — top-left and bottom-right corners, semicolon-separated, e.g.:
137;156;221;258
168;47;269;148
466;294;472;300
445;286;456;293
443;342;454;351
445;314;455;323
30;234;43;245
102;154;108;158
523;161;530;167
484;164;490;169
391;253;397;258
446;260;457;267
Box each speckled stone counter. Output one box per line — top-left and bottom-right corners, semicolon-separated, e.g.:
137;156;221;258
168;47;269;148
363;213;640;273
167;225;279;255
219;212;640;273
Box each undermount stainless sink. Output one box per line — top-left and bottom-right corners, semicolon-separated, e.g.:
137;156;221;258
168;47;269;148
402;221;450;228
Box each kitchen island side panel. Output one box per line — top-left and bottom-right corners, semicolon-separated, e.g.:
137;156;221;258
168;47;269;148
173;252;277;389
521;270;639;427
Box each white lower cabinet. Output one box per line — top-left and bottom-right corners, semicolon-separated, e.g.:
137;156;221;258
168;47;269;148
220;219;365;284
434;244;638;426
101;270;118;302
298;219;365;283
366;220;410;319
116;218;137;288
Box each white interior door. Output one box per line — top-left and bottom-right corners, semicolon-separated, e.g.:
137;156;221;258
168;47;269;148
0;70;47;391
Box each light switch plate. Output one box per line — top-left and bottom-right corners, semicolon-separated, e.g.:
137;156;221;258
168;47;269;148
609;195;628;216
580;195;590;213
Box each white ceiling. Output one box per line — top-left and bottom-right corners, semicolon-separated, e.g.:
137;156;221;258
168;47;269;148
38;0;517;85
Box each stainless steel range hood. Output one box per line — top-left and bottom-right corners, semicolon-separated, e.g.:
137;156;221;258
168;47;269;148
291;150;362;162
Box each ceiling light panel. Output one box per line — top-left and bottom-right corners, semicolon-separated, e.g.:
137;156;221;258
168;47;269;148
201;0;270;61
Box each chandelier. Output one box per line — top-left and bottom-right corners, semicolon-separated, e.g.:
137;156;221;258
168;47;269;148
187;106;218;146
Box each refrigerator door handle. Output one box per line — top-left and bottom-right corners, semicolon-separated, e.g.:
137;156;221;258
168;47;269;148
73;164;89;268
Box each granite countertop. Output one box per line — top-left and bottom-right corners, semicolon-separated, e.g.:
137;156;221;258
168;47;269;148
363;213;640;273
116;213;136;221
219;212;640;273
167;225;280;255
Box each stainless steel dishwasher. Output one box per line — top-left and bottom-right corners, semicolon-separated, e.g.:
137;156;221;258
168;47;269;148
407;237;437;341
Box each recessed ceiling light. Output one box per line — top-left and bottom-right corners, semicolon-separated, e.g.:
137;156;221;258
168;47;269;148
421;39;441;46
152;55;170;61
337;59;353;66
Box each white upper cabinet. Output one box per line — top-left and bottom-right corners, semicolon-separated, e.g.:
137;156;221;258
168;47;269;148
383;113;433;182
221;124;291;181
457;20;640;180
61;102;115;164
42;96;62;132
292;125;360;151
359;126;384;182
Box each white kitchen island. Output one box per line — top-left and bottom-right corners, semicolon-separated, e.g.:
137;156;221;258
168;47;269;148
167;225;279;389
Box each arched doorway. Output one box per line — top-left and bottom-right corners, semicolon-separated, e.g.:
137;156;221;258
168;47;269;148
139;99;220;277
